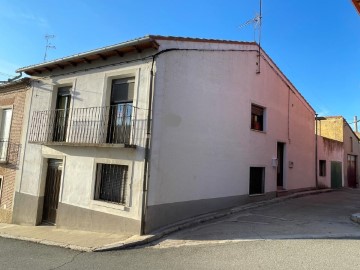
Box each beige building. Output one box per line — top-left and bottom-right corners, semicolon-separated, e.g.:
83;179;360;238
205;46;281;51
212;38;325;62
317;116;360;188
0;78;30;222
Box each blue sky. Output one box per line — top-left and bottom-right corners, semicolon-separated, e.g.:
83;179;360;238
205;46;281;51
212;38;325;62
1;0;359;124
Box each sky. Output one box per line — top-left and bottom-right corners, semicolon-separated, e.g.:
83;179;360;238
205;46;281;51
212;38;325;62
1;0;360;124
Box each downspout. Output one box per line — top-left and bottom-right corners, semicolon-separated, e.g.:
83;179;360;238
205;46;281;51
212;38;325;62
141;56;156;235
315;113;318;189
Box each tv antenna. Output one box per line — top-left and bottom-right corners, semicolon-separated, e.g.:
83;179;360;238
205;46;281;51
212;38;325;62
43;34;56;62
239;0;262;73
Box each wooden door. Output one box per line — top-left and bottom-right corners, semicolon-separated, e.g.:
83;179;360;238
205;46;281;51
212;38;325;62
277;142;285;187
331;161;342;188
42;159;62;224
347;155;357;188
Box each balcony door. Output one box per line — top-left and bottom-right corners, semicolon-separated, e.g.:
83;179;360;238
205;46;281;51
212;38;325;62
0;108;12;161
107;78;134;144
53;87;71;142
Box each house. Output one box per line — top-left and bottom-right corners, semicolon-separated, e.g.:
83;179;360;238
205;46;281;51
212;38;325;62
12;35;316;234
317;116;360;188
0;78;31;223
317;136;344;188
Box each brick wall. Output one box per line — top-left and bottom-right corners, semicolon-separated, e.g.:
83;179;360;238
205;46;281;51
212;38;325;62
0;80;30;223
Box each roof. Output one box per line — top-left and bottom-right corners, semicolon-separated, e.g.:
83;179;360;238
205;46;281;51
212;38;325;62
0;77;31;90
352;0;360;14
17;35;256;76
16;35;312;113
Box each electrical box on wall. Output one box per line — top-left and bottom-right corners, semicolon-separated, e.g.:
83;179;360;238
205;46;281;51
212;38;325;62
289;161;294;168
272;157;278;167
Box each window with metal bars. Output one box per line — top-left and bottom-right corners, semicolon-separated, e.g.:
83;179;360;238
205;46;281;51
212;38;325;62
94;164;128;205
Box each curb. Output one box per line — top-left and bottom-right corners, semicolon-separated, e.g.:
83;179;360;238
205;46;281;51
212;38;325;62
0;231;92;252
94;188;335;252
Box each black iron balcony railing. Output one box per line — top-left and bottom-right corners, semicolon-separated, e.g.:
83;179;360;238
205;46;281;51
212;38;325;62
28;104;141;147
0;140;21;165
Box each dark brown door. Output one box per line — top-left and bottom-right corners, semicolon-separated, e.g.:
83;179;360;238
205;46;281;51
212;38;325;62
42;159;62;224
347;155;357;188
277;142;285;187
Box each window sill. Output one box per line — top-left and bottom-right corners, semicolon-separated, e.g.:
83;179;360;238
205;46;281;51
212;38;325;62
250;129;266;134
90;200;130;212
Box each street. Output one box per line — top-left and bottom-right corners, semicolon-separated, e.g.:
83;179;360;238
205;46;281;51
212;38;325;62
0;189;360;269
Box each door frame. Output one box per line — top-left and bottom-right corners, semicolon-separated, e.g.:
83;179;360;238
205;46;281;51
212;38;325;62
42;158;63;225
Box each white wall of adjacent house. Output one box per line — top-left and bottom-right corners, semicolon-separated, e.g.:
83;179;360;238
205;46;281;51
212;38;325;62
17;55;154;221
148;40;316;207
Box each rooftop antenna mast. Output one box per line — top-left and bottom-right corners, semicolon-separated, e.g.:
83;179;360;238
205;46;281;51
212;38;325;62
239;0;262;73
43;34;56;62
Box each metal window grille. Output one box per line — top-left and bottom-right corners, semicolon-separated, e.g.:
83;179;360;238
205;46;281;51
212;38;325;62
95;164;128;205
0;140;21;165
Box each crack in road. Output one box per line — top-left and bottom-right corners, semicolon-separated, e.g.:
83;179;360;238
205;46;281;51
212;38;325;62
48;251;84;270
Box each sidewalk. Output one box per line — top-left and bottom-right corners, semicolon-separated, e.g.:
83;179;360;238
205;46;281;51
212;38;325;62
0;223;152;252
0;188;347;252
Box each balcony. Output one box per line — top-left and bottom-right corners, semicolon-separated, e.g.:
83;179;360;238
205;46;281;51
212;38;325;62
0;140;21;165
28;104;143;148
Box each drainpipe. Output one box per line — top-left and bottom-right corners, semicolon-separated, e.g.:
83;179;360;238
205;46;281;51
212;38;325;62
140;56;156;235
315;113;318;189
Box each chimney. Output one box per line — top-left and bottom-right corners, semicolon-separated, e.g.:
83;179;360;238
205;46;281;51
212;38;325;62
355;116;358;132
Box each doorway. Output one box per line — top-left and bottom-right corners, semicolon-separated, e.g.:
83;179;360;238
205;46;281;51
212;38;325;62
347;155;357;188
42;159;63;224
331;161;342;188
277;142;285;188
53;87;71;142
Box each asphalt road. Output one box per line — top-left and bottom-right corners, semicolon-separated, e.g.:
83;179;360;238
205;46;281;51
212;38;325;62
1;189;360;269
1;237;360;269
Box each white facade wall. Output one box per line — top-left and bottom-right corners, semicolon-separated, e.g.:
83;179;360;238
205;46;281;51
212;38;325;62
148;40;315;207
17;54;154;223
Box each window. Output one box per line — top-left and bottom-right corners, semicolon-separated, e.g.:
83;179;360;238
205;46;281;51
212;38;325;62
249;167;265;195
107;78;135;144
350;137;353;152
94;164;128;205
319;160;326;177
251;104;265;131
0;108;13;162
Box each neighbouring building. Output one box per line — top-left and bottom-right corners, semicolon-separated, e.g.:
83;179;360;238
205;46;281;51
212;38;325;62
12;36;316;234
317;116;360;188
352;0;360;14
0;78;30;223
317;136;344;188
